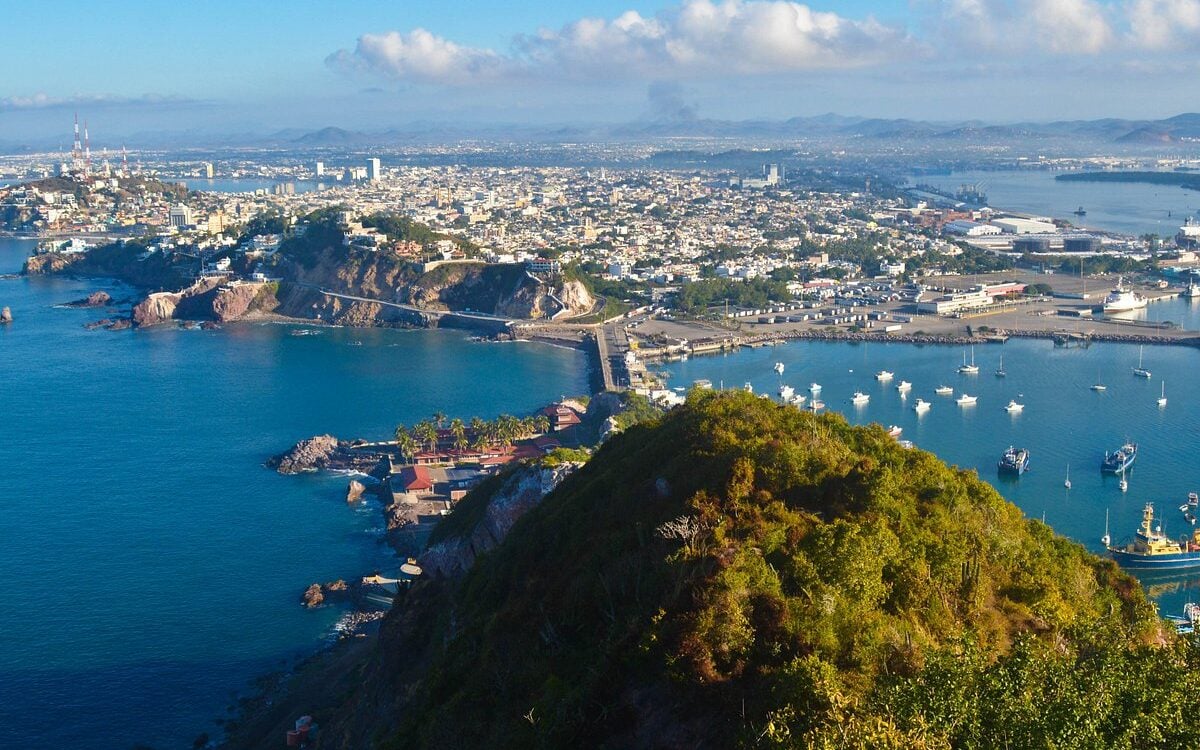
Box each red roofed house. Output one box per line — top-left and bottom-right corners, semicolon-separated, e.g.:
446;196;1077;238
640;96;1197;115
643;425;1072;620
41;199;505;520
398;465;434;495
541;403;582;432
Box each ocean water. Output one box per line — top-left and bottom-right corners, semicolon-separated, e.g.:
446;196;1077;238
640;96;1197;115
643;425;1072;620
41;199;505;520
0;237;587;749
913;168;1200;238
662;338;1200;616
178;178;323;194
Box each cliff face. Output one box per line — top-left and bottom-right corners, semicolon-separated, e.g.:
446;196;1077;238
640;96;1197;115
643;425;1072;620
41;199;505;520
130;279;276;327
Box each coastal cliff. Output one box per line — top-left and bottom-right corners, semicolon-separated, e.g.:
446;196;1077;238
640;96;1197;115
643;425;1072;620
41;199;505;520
130;279;278;327
229;391;1196;750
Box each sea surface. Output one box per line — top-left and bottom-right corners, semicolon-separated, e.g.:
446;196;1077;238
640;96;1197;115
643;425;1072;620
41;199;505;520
912;168;1200;237
179;178;323;194
0;237;587;749
662;337;1200;617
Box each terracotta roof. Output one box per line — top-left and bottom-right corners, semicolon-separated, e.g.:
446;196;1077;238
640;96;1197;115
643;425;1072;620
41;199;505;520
398;465;434;492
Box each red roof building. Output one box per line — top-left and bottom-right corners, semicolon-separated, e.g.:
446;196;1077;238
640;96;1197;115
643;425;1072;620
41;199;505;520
541;404;582;432
398;465;434;493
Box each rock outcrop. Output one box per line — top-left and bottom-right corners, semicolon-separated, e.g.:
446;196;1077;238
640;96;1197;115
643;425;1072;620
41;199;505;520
267;435;340;474
346;479;366;503
0;306;11;324
301;579;352;608
65;291;112;308
301;583;324;608
22;253;81;276
130;279;276;327
419;463;580;578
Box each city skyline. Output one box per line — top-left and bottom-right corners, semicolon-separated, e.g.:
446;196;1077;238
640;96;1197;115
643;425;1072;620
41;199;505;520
2;0;1199;143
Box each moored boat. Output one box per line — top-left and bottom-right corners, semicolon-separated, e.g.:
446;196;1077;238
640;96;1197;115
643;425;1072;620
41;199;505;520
1103;276;1148;313
913;398;931;413
1004;399;1024;413
896;380;912;392
1101;442;1137;474
997;446;1030;475
1109;503;1200;571
875;370;894;381
851;391;870;406
955;393;978;406
935;385;954;396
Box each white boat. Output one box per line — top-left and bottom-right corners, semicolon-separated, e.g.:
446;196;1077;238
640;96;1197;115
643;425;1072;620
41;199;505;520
995;353;1006;377
693;379;713;390
1103;276;1148;313
913;398;931;413
956;394;978;406
1184;277;1200;299
1004;400;1024;413
1065;464;1072;490
743;382;754;393
788;393;807;406
1090;370;1106;391
774;361;785;376
809;399;825;411
957;347;979;374
875;370;894;381
887;425;903;438
778;384;795;401
1158;381;1167;407
896;380;912;392
1119;473;1129;492
809;382;822;393
851;391;870;405
898;439;916;449
935;385;954;396
1133;346;1151;378
1101;509;1109;546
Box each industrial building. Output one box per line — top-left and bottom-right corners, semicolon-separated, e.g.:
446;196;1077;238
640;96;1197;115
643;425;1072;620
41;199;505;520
992;217;1058;234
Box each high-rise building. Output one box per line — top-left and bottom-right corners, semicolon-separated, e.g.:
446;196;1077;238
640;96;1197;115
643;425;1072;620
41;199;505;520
202;162;214;179
315;161;325;177
169;204;194;229
367;158;381;181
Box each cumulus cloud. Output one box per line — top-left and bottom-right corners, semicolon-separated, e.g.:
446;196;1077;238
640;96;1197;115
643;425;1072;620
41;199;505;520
1127;0;1200;49
936;0;1113;54
327;1;917;86
0;93;196;111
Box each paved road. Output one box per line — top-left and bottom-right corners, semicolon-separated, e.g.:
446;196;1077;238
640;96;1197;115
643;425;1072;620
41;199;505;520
292;283;516;326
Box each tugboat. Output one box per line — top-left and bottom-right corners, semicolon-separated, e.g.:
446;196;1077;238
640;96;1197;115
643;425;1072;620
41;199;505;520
1108;503;1200;571
1101;442;1137;474
997;446;1030;475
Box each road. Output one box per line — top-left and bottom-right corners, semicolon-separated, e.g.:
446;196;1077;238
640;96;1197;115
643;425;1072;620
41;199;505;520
292;283;517;326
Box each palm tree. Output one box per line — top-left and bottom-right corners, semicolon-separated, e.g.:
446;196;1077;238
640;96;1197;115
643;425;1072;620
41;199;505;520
450;418;467;454
470;431;490;454
395;431;418;464
415;420;438;453
432;411;447;430
533;415;550;434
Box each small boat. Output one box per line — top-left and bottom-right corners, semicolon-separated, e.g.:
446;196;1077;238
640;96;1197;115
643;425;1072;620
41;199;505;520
693;379;713;390
957;347;979;374
851;391;870;406
1183;276;1200;299
809;382;822;393
1073;206;1087;216
956;393;978;406
875;370;894;381
887;425;903;439
1133;345;1151;378
348;340;363;346
1004;399;1024;413
1157;381;1167;407
1102;442;1137;474
997;446;1030;475
788;393;807;407
1101;508;1110;546
1119;472;1129;492
995;354;1006;377
896;380;912;392
774;362;785;376
913;398;931;414
1108;503;1200;571
778;384;795;401
935;385;954;396
898;439;916;449
1064;464;1072;490
809;399;825;411
743;382;754;394
1189;492;1199;508
1090;369;1106;391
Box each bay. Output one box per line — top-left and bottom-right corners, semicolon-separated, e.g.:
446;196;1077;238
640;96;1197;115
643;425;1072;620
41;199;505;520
0;237;587;749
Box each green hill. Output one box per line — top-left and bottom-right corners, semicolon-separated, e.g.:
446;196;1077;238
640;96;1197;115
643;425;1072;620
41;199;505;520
260;392;1199;749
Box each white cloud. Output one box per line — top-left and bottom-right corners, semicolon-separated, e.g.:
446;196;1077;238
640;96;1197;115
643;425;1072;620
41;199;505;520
1127;0;1200;49
328;1;917;86
0;93;194;112
936;0;1113;55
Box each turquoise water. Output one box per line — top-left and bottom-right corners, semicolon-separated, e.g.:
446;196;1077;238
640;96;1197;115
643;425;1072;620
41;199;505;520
662;339;1200;611
913;168;1200;237
0;237;587;749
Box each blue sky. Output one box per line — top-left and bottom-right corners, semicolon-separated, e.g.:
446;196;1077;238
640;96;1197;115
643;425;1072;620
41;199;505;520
2;0;1198;142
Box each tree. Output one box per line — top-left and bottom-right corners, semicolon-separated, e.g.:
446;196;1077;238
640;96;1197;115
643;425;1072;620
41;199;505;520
394;426;417;463
415;420;438;453
432;411;447;429
450;418;467;454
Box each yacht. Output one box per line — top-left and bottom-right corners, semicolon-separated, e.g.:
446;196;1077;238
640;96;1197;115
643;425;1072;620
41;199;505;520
1103;276;1148;313
957;347;979;374
1102;442;1137;474
1158;382;1167;407
809;399;825;412
778;384;795;402
773;361;785;376
994;354;1006;377
1090;370;1107;391
743;382;754;394
1004;400;1024;413
693;379;713;390
851;391;870;406
887;425;903;439
896;380;912;393
935;385;954;396
875;370;894;381
788;393;807;407
1132;346;1151;378
809;382;822;393
997;446;1030;476
956;393;978;406
913;398;931;414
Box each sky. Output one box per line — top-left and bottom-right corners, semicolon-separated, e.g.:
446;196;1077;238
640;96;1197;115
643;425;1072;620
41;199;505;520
1;0;1199;143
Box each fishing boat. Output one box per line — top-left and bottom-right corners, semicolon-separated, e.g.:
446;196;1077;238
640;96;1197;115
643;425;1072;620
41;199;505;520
957;347;979;374
1101;442;1137;474
778;384;795;401
1073;206;1087;216
1004;399;1024;413
956;393;978;406
875;370;894;381
896;380;912;392
935;385;954;396
997;446;1030;475
913;398;931;414
995;353;1006;377
1108;503;1200;571
1133;346;1152;378
1157;382;1167;407
851;391;870;406
1103;276;1148;313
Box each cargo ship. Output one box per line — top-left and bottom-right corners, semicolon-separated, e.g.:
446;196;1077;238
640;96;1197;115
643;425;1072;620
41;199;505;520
1101;442;1137;474
997;446;1030;475
1109;503;1200;571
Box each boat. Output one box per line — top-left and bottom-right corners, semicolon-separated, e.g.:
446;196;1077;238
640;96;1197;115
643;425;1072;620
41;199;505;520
913;398;931;414
1190;492;1199;508
887;425;903;439
809;399;825;411
896;380;912;392
1101;442;1137;474
743;382;754;394
851;391;870;405
1073;206;1087;216
1108;503;1200;571
1102;276;1148;313
1132;345;1151;378
1101;508;1110;546
956;393;978;406
348;340;363;346
1183;276;1200;299
957;347;979;374
1065;464;1072;490
693;379;713;390
875;370;894;381
1090;369;1106;391
774;362;785;376
935;385;954;396
997;446;1030;475
809;382;822;393
778;384;795;401
994;354;1006;377
1157;381;1167;407
788;393;807;406
1004;399;1024;413
898;439;916;449
1119;472;1129;493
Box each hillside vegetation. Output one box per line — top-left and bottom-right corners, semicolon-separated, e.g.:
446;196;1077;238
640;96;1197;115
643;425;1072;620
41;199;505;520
299;391;1199;750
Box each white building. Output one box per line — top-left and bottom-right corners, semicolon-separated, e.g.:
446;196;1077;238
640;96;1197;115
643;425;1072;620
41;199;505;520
945;220;1001;237
991;217;1057;235
367;158;381;182
168;204;193;229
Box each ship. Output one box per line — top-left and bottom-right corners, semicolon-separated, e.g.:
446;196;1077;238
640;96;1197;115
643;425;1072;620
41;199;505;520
778;384;795;401
1102;277;1148;313
954;183;988;206
1183;275;1200;299
1108;503;1200;571
1101;442;1137;474
997;446;1030;475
